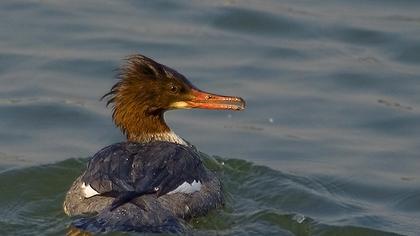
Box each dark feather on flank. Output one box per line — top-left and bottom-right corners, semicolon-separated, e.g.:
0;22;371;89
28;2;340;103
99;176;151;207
81;141;209;211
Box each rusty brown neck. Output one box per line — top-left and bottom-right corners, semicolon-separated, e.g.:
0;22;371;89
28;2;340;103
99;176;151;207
112;102;186;145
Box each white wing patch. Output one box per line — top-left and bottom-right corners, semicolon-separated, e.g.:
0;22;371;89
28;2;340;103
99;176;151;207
168;180;202;194
81;182;99;198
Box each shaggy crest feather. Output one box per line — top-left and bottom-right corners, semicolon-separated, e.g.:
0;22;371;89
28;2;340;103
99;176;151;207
101;54;187;143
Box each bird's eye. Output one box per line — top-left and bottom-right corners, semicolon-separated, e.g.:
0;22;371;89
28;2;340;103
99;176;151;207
169;84;179;93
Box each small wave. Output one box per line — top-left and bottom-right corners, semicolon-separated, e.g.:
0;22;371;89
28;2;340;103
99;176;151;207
0;157;405;235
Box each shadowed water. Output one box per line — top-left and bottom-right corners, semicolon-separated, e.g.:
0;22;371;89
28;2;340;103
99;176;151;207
1;0;420;235
0;157;403;236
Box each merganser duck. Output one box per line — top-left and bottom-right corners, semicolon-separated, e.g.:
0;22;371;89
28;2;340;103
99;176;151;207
63;54;245;233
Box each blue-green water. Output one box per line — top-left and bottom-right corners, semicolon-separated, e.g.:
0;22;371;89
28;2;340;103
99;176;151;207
1;0;420;235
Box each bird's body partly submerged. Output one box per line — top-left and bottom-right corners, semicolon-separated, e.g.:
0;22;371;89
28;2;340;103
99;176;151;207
63;54;245;233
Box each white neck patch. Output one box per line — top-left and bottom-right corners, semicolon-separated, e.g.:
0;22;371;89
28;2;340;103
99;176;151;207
133;131;188;146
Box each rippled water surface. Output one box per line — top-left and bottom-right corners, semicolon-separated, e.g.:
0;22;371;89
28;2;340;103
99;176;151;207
1;0;420;235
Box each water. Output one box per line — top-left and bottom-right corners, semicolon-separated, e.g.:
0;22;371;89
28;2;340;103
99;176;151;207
1;0;419;235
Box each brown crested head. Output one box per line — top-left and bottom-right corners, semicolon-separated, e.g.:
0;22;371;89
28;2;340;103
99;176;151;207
103;54;245;142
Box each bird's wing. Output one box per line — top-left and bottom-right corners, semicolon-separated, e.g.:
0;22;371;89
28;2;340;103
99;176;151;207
81;141;208;209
